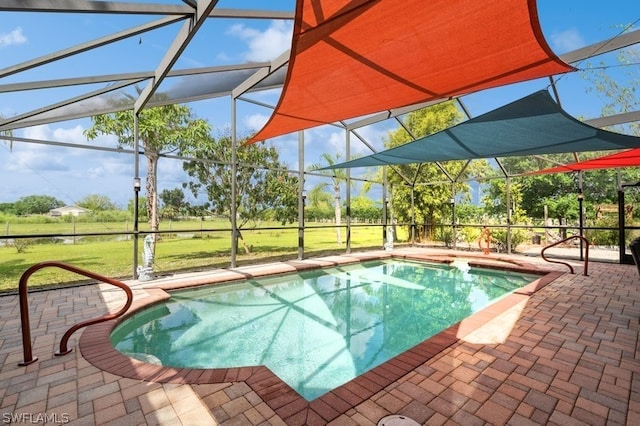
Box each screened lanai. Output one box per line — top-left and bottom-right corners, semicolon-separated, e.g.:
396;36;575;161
1;1;640;280
4;4;640;425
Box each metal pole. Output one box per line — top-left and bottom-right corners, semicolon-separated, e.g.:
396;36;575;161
133;113;140;278
411;188;416;245
382;168;387;246
345;129;351;254
578;193;584;261
450;184;456;250
578;169;584;261
298;131;305;260
506;177;512;254
230;98;238;267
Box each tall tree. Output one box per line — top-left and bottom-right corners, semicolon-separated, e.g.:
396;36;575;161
306;184;333;222
159;188;185;210
350;195;381;221
494;155;576;219
84;94;210;253
128;196;148;220
376;101;490;240
77;194;118;211
159;187;186;219
14;195;65;215
182;130;298;253
307;184;333;211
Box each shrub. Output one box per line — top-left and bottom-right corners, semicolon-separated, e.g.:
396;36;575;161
490;228;528;252
585;217;620;246
10;238;34;253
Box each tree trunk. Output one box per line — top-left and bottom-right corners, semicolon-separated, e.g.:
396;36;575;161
334;194;342;244
145;148;159;254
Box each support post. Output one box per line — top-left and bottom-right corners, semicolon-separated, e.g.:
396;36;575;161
382;168;388;247
410;188;416;245
578;171;584;261
132;113;140;279
506;177;512;254
230;98;238;267
298;131;305;260
345;130;351;254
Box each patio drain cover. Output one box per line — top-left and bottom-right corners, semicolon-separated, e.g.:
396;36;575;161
377;415;420;426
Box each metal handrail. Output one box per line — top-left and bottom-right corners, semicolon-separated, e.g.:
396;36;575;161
18;261;133;366
541;235;590;276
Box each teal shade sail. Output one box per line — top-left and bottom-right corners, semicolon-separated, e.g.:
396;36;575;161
321;90;640;170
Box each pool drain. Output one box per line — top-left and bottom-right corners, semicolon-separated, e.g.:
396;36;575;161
377;415;420;426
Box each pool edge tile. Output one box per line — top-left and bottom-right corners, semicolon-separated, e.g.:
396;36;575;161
78;253;563;421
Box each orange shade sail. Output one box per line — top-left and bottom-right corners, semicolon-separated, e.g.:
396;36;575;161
248;0;574;144
525;148;640;175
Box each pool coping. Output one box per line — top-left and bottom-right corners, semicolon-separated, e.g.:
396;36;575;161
79;251;563;424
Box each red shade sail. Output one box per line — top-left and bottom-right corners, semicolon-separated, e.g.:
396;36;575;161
248;0;574;143
525;148;640;175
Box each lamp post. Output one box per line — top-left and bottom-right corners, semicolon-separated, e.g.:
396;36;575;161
450;197;456;249
383;195;389;247
298;189;306;260
133;177;141;278
578;192;584;261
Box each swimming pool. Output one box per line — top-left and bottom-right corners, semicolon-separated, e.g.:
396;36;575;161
111;259;539;401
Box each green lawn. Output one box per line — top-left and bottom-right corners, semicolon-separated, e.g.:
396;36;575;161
0;221;396;292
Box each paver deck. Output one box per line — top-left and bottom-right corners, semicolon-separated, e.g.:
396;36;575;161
1;247;639;425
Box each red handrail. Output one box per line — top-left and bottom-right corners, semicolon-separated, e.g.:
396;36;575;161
18;261;133;366
540;235;590;276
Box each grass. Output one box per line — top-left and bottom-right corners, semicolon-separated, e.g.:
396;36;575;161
2;218;230;236
0;221;398;292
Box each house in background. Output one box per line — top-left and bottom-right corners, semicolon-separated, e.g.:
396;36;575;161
49;206;90;217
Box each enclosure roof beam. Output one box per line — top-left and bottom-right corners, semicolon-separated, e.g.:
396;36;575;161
0;63;269;94
0;1;294;19
231;50;290;99
559;28;640;64
134;0;219;113
0;16;183;79
584;110;640;128
0;80;142;130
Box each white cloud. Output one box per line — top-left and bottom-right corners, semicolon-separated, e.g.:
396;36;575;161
228;20;293;62
22;123;117;149
51;125;87;143
86;157;131;179
326;131;345;153
5;146;68;172
0;27;27;48
244;113;270;132
0;123;133;205
549;29;585;53
350;125;393;155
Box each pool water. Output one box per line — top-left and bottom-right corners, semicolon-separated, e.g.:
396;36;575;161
111;259;538;400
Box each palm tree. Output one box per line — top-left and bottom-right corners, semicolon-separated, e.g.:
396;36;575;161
309;153;350;244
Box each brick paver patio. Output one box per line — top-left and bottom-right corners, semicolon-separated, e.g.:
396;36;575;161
1;248;638;425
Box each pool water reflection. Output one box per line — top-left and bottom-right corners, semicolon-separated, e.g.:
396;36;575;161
111;259;538;400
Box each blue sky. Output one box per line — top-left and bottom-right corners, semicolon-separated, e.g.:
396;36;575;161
1;1;639;208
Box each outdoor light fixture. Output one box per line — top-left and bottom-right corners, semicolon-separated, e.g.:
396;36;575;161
578;193;584;200
133;178;141;191
302;189;307;199
450;198;455;205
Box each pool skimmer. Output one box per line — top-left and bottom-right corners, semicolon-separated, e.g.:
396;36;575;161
377;415;420;426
